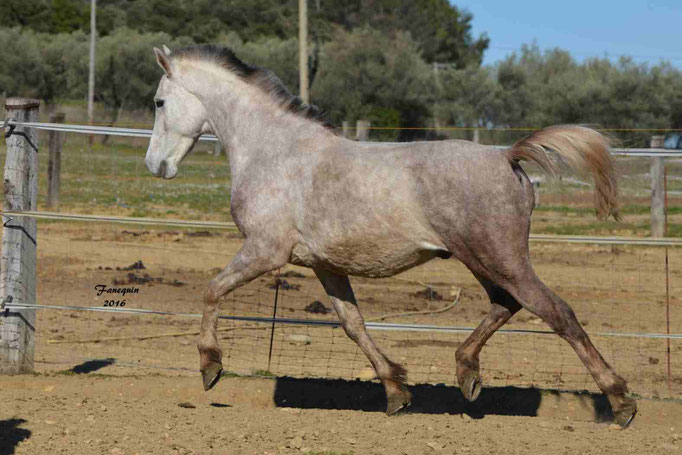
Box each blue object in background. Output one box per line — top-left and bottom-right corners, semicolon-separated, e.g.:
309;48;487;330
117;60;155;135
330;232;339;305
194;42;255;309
664;133;682;149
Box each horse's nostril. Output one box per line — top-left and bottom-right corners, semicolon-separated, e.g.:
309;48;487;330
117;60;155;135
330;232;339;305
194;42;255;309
158;160;167;177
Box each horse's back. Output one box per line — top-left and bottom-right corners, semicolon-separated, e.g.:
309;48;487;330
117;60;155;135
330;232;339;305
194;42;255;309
291;138;533;277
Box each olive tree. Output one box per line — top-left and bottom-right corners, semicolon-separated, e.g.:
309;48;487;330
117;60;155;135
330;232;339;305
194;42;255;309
312;28;432;140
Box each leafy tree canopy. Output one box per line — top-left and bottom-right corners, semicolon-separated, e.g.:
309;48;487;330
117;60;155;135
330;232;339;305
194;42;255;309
0;0;488;65
1;6;680;145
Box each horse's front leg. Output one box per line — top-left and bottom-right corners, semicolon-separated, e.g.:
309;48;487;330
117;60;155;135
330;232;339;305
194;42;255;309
314;268;411;415
199;239;289;391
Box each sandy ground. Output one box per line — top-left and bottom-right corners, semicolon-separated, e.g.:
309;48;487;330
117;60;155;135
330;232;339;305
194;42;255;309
2;221;682;454
1;375;682;455
32;222;682;397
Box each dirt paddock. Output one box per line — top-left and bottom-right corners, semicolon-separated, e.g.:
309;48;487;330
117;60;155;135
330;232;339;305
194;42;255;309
33;222;682;394
2;221;682;453
1;375;682;455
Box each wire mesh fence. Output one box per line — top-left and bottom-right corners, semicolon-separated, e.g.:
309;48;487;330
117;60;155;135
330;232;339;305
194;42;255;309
18;218;682;400
1;120;681;402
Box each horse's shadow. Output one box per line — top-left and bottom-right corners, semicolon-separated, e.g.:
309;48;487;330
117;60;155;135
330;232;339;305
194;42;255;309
0;418;31;455
273;377;613;422
70;358;115;374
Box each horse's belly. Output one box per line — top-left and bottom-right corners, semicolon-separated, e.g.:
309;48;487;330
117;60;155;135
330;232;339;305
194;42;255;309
289;241;445;278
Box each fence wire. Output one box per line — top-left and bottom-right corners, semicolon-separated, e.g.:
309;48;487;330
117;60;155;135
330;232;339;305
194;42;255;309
6;219;680;400
0;118;680;401
3;119;682;155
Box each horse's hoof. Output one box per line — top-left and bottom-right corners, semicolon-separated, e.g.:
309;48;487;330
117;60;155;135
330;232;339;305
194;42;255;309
459;371;482;402
201;363;223;391
612;397;637;428
386;386;412;416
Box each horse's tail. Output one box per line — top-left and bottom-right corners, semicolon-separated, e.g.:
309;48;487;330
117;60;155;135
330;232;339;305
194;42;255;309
505;125;620;221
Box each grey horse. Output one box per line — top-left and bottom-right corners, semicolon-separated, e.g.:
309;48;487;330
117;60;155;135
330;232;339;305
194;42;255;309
145;44;636;427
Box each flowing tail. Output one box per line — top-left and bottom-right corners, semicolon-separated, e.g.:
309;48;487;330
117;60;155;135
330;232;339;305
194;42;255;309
505;125;620;221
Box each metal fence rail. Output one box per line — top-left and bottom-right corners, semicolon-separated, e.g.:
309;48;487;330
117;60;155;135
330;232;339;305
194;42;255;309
5;302;682;340
3;209;682;246
3;119;682;156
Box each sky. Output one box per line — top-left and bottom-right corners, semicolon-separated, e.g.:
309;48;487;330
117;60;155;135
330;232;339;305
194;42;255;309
454;0;682;68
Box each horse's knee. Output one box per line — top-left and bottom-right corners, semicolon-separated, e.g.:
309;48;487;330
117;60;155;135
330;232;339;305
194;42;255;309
204;279;221;304
340;321;362;342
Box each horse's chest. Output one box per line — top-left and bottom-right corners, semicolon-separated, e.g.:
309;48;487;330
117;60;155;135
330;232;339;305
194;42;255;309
229;183;283;233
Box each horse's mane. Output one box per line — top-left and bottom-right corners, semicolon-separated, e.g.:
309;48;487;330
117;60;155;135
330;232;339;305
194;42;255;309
172;44;335;131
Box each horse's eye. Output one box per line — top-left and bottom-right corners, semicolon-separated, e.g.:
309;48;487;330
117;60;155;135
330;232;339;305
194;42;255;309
155;99;164;108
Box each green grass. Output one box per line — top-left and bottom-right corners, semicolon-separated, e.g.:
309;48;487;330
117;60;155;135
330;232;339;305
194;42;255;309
219;370;242;379
535;204;682;216
2;124;682;236
1;135;232;220
253;369;276;377
536;221;650;236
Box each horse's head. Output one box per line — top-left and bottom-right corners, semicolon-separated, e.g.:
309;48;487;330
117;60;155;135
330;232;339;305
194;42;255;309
145;46;211;179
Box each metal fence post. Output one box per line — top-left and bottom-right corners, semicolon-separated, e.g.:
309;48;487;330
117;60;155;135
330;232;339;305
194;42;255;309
1;98;40;373
356;120;370;141
650;135;666;237
47;112;65;209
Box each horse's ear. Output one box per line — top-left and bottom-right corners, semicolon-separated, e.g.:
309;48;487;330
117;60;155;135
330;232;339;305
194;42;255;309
154;47;172;77
162;45;172;56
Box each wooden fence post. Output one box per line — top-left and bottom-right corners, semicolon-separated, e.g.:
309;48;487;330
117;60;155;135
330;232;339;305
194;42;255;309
342;121;352;139
213;141;223;157
472;128;480;144
532;181;541;208
47;112;65;209
356;120;370;141
1;98;39;373
650;135;666;238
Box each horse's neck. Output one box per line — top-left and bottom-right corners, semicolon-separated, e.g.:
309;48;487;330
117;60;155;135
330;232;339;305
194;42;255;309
180;65;335;180
215;108;329;181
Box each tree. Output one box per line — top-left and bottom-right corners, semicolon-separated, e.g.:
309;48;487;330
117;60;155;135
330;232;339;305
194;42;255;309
308;0;488;65
50;0;89;33
434;65;500;132
312;28;432;140
0;0;51;32
40;30;89;105
0;28;46;99
218;32;300;93
492;44;682;145
95;28;193;127
3;0;489;68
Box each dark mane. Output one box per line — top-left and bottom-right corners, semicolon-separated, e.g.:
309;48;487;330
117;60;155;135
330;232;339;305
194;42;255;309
172;44;335;131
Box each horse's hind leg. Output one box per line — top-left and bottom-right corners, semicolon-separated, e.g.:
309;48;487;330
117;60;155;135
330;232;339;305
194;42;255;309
198;240;288;391
314;268;411;415
456;278;521;401
502;268;637;427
